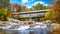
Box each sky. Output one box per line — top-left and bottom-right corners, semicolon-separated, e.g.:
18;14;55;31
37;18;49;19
10;0;50;8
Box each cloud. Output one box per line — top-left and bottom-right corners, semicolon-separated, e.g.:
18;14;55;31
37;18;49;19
22;0;28;3
25;1;45;8
22;0;34;4
25;4;34;8
44;4;48;6
10;0;19;4
26;6;32;8
22;1;48;8
10;1;12;3
34;1;44;6
28;0;34;2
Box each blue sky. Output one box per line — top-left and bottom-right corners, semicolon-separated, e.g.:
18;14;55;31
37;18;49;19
10;0;50;8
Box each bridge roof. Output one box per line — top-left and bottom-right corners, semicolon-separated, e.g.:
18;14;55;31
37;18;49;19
12;10;48;14
12;10;48;18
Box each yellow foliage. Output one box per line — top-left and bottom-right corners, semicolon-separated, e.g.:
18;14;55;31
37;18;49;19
3;8;8;15
7;11;12;18
45;10;52;19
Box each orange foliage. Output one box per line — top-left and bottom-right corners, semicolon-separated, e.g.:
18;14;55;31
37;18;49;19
51;0;60;23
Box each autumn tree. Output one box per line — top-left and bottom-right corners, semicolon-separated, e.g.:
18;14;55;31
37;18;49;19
45;9;53;20
51;0;60;23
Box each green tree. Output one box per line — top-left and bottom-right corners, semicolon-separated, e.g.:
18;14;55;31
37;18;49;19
0;8;7;16
26;8;33;11
0;0;10;21
32;3;48;10
0;8;3;16
0;8;8;21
